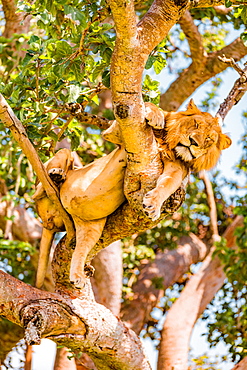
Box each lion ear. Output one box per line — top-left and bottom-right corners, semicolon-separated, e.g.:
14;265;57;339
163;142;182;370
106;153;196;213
218;134;232;150
186;99;202;114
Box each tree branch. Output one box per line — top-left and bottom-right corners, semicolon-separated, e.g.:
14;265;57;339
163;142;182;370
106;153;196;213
157;215;243;370
231;357;247;370
160;37;247;111
199;170;219;241
92;241;123;316
178;10;206;65
217;59;247;120
0;270;151;370
190;0;247;7
138;0;190;53
2;0;30;38
121;233;210;334
0;94;75;244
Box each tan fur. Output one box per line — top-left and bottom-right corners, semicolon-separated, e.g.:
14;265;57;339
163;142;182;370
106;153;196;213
33;100;231;289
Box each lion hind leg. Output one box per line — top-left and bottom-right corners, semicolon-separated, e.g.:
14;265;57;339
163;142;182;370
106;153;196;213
36;228;55;289
70;217;107;289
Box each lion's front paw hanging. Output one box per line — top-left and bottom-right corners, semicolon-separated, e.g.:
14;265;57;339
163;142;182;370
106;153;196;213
143;190;162;221
70;269;87;289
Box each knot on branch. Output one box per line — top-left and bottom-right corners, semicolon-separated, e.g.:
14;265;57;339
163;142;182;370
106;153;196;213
20;299;85;345
115;104;130;119
21;306;45;345
65;102;110;129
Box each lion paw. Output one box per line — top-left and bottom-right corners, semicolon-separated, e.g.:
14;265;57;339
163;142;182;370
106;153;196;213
84;264;95;278
145;104;165;129
48;168;66;186
70;269;87;289
70;278;85;289
143;190;162;221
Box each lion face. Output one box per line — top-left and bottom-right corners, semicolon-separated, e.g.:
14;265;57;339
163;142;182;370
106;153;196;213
163;100;232;172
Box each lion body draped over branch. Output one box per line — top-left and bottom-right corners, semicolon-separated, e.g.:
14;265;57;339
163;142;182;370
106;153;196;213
33;100;231;289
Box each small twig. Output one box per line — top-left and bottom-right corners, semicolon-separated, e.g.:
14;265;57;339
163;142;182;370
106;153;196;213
65;102;112;130
35;59;40;102
217;57;247;120
57;116;74;141
4;153;24;240
199;170;220;243
218;55;246;80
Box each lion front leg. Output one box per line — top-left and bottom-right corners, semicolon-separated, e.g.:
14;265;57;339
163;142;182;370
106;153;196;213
70;217;107;289
143;161;185;221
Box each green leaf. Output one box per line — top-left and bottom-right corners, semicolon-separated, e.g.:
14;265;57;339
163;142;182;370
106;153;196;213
102;70;110;88
153;55;167;74
145;55;156;70
67;84;81;103
225;0;232;7
240;31;247;46
54;40;72;59
28;35;40;44
64;5;86;28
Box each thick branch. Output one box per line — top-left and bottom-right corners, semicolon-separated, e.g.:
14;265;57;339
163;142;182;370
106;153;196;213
138;0;190;52
65;103;111;130
2;0;30;38
0;271;151;370
231;357;247;370
92;241;123;316
160;38;247;111
121;233;210;333
157;215;243;370
191;0;247;7
178;10;206;65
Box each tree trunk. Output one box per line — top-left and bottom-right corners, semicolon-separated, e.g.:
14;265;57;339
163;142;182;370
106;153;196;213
157;216;243;370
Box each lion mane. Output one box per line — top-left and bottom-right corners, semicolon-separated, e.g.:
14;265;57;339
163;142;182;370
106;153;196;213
150;99;232;172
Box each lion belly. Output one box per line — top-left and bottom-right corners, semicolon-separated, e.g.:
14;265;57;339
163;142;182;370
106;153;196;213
60;147;127;221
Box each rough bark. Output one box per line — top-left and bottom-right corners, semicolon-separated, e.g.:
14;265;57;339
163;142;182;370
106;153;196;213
121;233;210;333
231;357;247;370
216;58;247;120
191;0;246;7
157;215;243;370
0;270;151;370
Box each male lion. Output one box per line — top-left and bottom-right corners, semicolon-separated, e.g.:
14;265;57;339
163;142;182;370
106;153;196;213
33;100;231;289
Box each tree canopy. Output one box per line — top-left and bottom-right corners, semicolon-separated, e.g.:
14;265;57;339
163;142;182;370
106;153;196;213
0;0;247;369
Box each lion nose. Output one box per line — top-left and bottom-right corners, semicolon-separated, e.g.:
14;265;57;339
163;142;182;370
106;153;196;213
189;137;199;146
